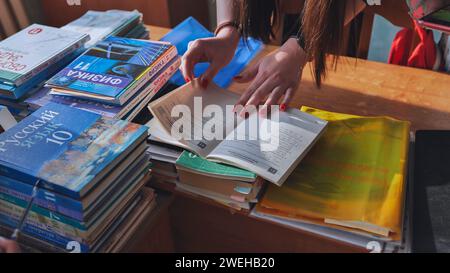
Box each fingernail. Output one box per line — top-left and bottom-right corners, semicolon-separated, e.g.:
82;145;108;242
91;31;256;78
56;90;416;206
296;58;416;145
259;106;268;118
233;75;242;80
185;77;191;83
201;78;209;89
280;104;287;112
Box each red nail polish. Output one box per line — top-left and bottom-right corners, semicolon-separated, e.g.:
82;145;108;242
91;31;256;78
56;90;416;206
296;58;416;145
280;104;287;112
185;77;190;83
234;75;242;80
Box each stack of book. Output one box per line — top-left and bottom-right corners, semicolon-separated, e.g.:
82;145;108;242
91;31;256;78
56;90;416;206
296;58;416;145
0;103;154;252
61;10;149;48
0;24;89;119
27;36;179;122
252;107;411;252
176;151;265;210
146;80;328;211
146;141;182;186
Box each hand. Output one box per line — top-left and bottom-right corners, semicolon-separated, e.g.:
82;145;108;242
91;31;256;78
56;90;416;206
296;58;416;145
233;38;307;116
0;237;20;253
180;26;240;88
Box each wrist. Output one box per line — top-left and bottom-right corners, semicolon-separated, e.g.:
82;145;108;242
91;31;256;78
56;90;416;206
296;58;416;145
216;25;240;45
285;38;308;68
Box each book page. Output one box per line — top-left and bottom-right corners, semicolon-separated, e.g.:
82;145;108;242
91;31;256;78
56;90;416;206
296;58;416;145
208;108;328;186
148;79;239;157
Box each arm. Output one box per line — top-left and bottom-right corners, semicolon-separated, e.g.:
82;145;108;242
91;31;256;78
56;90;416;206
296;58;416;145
216;0;236;25
180;0;240;88
233;0;367;116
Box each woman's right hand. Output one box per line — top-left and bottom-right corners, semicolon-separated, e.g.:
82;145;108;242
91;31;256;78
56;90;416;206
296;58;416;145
180;26;240;89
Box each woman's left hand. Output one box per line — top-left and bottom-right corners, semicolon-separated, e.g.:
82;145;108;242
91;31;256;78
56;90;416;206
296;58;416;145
233;37;307;116
0;237;20;253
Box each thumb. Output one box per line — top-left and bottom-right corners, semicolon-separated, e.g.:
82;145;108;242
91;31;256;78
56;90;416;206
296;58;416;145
199;62;221;89
233;62;259;83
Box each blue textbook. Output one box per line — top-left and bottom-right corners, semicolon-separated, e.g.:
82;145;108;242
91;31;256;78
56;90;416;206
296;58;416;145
161;17;264;88
46;37;177;105
0;102;148;199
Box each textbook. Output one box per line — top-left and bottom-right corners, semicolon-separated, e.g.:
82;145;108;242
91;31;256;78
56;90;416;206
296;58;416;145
46;37;178;105
27;57;180;119
62;10;142;48
175;151;264;208
0;102;148;199
0;49;82;100
0;24;89;86
0;151;149;223
255;107;410;240
148;80;328;186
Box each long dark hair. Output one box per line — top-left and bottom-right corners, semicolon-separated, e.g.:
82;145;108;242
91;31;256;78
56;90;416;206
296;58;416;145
238;0;347;87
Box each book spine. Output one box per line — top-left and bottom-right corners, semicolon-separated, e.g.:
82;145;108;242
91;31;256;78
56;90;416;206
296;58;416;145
126;59;180;121
118;45;178;105
14;36;88;86
0;177;84;221
0;197;87;241
0;212;89;252
0;164;80;199
0;192;86;231
118;57;180;119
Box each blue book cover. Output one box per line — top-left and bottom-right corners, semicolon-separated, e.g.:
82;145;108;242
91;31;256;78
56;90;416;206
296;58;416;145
0;102;148;199
46;37;175;105
161;17;264;88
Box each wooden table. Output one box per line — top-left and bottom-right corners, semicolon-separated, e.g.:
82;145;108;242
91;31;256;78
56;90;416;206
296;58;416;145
124;26;450;253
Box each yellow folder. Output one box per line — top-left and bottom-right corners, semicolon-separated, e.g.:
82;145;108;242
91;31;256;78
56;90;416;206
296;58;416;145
257;107;410;239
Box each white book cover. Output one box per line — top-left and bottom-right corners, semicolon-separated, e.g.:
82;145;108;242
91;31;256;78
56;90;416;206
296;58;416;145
0;105;17;132
0;24;89;85
62;10;141;48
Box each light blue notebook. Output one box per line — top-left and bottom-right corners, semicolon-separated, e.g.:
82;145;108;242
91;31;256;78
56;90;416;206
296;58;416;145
161;17;264;88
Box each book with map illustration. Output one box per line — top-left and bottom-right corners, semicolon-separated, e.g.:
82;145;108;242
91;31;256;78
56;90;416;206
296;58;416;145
0;102;148;199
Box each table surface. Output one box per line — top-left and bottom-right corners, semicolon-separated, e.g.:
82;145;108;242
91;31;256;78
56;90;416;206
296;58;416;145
149;25;450;131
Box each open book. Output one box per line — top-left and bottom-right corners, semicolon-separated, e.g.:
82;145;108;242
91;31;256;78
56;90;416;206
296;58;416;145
148;79;327;186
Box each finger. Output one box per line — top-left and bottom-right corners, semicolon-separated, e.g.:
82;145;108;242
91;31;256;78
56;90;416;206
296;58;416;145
265;86;286;107
280;87;295;111
181;40;205;82
199;62;221;89
259;86;286;117
233;62;259;83
239;78;276;118
234;88;256;112
245;77;278;108
180;57;195;82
